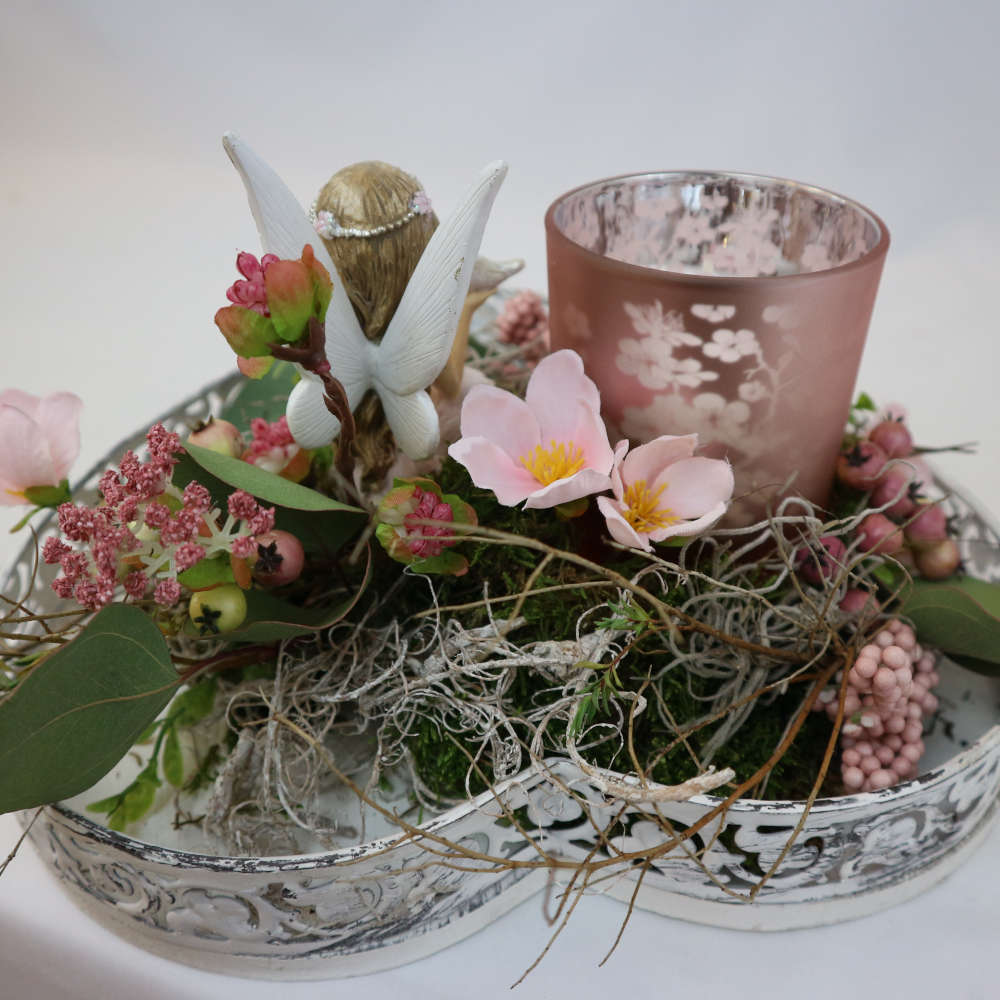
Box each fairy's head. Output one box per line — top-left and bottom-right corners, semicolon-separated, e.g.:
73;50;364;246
312;161;438;341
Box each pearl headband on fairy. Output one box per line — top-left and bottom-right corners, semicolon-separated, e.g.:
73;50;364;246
309;190;433;239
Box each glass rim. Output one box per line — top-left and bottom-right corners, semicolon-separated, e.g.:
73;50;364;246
544;169;891;285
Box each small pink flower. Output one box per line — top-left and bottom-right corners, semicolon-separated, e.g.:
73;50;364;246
448;350;614;509
225;252;279;316
0;390;82;506
597;435;734;551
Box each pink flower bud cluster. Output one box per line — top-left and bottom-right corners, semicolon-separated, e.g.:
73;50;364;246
496;290;550;362
403;486;456;558
835;408;960;579
813;619;940;792
243;416;302;475
43;424;274;611
225;251;278;316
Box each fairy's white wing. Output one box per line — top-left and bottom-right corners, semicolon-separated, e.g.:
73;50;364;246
222;132;368;375
284;369;372;450
378;389;441;460
374;161;508;397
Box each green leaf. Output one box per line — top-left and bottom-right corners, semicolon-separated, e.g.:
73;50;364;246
23;480;71;507
0;604;179;813
897;574;1000;676
182;443;353;513
162;726;184;787
177;553;235;590
854;391;876;411
214;304;276;358
171;676;217;726
220;361;299;428
173;444;365;555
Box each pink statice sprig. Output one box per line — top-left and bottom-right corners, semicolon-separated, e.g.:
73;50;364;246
375;477;477;576
44;423;275;611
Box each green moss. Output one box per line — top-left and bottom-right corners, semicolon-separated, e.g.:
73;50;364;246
366;458;838;804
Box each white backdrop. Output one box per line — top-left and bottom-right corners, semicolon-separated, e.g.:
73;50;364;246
1;1;998;996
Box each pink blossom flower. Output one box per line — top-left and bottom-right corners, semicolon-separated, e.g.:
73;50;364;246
448;350;614;509
225;252;279;316
597;435;734;551
0;390;82;506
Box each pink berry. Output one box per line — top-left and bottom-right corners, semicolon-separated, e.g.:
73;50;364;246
854;656;878;679
857;513;904;555
905;502;948;546
188;417;245;458
869;769;895;790
914;538;961;580
868;420;914;460
876;746;895;766
881;646;908;670
839;588;880;616
901;744;922;764
902;721;923;743
885;732;903;748
251;530;305;587
875;630;895;648
870;466;919;519
894;626;916;651
873;667;897;692
843;767;865;790
842;748;862;766
860;756;880;775
891;759;913;778
837;441;888;490
796;535;847;585
922;693;939;713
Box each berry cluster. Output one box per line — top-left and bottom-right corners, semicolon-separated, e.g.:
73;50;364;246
496;290;550;361
43;424;275;612
836;409;959;579
814;619;940;792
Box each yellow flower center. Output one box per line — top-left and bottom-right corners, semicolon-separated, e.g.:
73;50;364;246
623;479;677;534
521;439;586;486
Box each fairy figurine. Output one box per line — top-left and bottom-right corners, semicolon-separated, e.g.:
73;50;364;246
222;134;513;488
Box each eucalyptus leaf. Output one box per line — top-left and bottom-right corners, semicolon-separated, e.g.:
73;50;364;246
0;604;178;814
896;574;1000;675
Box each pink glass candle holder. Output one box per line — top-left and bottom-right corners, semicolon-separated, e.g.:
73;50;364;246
545;171;890;520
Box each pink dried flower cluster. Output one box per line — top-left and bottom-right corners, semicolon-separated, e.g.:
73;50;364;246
243;416;302;475
226;251;279;316
402;487;456;558
813;619;940;792
43;424;274;611
496;290;550;361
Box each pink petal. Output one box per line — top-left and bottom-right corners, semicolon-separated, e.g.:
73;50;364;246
597;496;652;551
526;350;601;442
523;467;612;510
649;501;728;541
35;392;82;481
459;386;540;460
448;437;540;506
0;404;57;492
567;403;615;473
622;434;697;488
656;456;734;519
609;439;629;500
0;389;41;419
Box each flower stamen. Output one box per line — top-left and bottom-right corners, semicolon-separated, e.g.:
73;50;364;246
520;440;585;486
623;479;676;533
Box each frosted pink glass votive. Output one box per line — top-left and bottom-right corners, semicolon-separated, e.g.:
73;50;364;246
545;171;890;519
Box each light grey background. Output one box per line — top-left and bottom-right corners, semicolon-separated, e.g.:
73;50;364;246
1;1;998;996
